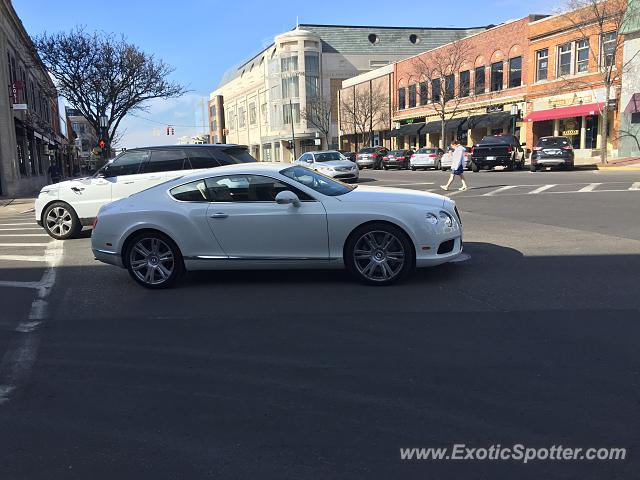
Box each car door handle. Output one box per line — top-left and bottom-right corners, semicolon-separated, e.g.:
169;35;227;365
210;213;228;219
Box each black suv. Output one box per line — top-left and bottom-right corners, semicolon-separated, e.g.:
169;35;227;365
530;136;575;171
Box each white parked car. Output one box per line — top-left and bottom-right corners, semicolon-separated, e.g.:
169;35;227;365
440;147;472;171
295;150;359;182
92;163;463;288
410;148;445;170
35;145;256;239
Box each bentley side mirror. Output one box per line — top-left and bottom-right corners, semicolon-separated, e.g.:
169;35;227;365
275;190;301;207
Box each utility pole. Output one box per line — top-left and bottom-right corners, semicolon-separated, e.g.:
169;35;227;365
290;99;297;159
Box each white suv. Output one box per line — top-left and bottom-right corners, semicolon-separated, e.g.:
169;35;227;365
35;145;256;239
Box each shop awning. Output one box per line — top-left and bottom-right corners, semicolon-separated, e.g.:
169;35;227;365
397;122;425;136
523;103;604;122
387;129;401;138
464;112;512;130
422;119;466;134
624;94;640;113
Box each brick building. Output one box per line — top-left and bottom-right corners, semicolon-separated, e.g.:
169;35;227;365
523;1;625;161
391;16;546;151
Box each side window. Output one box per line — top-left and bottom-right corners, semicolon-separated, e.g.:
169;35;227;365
205;175;313;202
211;148;257;165
142;149;187;173
170;180;209;202
188;149;220;169
104;150;149;177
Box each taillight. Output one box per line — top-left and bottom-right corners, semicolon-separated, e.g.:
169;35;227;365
470;147;474;154
382;156;388;161
507;145;513;153
427;154;437;158
92;217;98;229
533;146;542;151
562;145;573;150
397;157;405;160
372;153;379;157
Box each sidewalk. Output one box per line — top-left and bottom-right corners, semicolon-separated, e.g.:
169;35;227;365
597;157;640;171
0;198;36;215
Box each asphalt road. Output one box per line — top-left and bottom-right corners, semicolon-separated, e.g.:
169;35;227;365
1;168;639;479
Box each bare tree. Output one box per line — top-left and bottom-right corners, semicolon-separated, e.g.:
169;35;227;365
300;95;332;149
411;37;473;149
340;85;389;148
35;27;187;158
559;0;639;163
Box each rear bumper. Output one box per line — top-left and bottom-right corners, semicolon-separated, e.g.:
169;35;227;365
384;161;409;168
472;157;512;167
93;248;124;268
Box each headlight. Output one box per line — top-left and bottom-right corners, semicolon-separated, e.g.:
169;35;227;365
425;213;439;224
439;211;454;227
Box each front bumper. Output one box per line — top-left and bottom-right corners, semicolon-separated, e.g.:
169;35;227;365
416;236;463;267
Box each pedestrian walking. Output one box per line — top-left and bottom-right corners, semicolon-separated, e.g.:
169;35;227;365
47;162;62;184
440;139;469;191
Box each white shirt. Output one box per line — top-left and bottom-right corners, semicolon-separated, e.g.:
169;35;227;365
450;145;466;171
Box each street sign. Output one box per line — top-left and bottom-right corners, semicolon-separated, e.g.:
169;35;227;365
12;104;27;110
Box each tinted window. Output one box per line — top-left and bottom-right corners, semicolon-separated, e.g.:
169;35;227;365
538;137;570;148
205;174;312;202
417;148;439;154
142;149;187;173
212;148;257;165
188;149;220;169
280;166;355;197
104;150;149;177
480;136;514;145
315;152;342;162
359;147;377;154
390;150;406;155
170;180;209;201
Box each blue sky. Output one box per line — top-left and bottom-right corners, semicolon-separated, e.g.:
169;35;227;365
14;0;557;148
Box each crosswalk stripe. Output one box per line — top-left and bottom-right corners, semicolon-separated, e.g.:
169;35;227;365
630;182;640;191
0;234;49;237
483;185;518;196
0;227;42;231
0;243;50;247
578;183;601;192
0;255;46;262
528;184;556;194
0;223;37;226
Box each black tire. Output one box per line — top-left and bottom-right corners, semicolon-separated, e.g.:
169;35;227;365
515;160;524;171
125;231;184;289
344;223;415;286
410;166;416;171
435;160;441;170
42;201;82;240
471;162;479;173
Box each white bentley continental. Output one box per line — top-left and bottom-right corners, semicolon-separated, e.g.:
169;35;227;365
91;163;463;288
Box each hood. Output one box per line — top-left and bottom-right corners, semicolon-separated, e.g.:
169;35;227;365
40;177;93;192
338;185;448;208
314;160;355;168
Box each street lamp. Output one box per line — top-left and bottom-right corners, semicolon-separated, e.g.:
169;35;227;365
98;115;108;164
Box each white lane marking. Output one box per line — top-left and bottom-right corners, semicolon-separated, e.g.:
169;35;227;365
0;243;50;247
0;223;38;226
482;185;519;196
629;182;640;191
377;182;435;187
0;240;63;405
0;234;48;237
0;227;42;231
529;184;556;194
0;280;40;289
0;255;46;262
578;183;601;192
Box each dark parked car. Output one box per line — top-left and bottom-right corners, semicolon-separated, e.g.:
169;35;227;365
530;136;575;171
356;146;389;170
470;135;526;171
338;150;357;162
382;149;414;170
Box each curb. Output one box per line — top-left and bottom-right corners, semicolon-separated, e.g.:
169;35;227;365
596;166;640;171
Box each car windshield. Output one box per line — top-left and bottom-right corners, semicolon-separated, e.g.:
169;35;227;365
538;137;570;148
280;166;356;196
417;148;438;154
315;152;343;162
359;147;378;154
222;148;257;163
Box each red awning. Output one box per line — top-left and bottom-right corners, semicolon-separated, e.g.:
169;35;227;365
624;93;640;113
524;103;604;123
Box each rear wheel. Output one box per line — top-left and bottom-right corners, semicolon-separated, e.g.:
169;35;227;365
42;202;82;240
435;160;441;170
345;223;415;286
125;231;184;289
410;166;416;171
471;162;479;173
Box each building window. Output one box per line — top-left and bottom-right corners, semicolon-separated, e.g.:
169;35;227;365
282;76;299;98
408;84;417;108
536;49;548;82
238;106;246;128
431;79;441;103
261;103;268;124
305;52;320;97
283;102;300;124
444;74;455;101
281;54;298;72
398;87;406;110
557;43;572;77
306;76;319;97
490;61;503;92
249;102;257;125
419;81;428;104
509;56;522;88
602;32;616;67
459;70;470;98
474;66;485;95
576;40;589;73
631;112;640;124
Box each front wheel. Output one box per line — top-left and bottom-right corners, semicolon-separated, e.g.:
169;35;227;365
125;232;184;289
42;202;82;240
345;223;415;286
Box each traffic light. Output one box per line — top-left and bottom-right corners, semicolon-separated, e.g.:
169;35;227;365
166;127;170;135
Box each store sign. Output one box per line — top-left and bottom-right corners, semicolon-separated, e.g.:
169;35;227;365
563;129;579;136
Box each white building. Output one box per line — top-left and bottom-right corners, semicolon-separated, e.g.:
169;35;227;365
210;23;489;162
